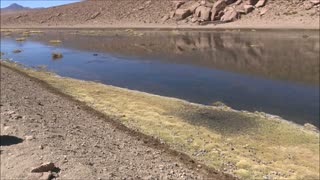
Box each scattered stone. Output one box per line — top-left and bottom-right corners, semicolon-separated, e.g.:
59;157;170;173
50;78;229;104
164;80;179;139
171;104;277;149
31;162;56;173
174;1;185;9
235;0;242;5
195;6;211;21
3;126;10;131
187;2;201;13
25;135;34;141
86;12;101;21
260;7;268;16
40;172;53;180
220;7;239;22
243;5;254;14
304;1;314;10
211;0;227;20
161;15;170;23
310;0;320;5
175;9;192;20
255;0;266;8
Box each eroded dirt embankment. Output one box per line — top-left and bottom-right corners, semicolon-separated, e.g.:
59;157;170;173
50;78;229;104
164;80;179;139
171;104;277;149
0;65;232;179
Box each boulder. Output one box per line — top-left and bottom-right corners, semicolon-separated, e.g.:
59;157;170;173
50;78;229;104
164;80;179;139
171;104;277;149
195;6;211;21
187;2;201;13
255;0;266;8
235;0;243;5
225;0;237;5
245;0;259;5
310;0;320;5
211;0;227;20
243;4;254;14
304;1;314;10
200;0;214;8
174;1;185;9
175;9;192;20
220;8;239;22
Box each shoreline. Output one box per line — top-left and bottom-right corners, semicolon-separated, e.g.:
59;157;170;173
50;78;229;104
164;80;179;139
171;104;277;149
1;60;319;179
1;23;320;31
0;63;230;179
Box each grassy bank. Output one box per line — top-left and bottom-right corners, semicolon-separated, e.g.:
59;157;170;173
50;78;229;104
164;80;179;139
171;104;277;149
1;61;319;180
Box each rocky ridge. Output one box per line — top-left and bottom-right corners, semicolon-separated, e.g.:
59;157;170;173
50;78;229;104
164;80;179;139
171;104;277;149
163;0;320;24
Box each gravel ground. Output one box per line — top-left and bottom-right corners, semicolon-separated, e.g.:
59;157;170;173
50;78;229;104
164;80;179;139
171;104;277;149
0;65;234;179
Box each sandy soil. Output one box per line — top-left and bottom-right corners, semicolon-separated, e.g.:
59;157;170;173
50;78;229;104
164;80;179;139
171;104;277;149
1;0;319;29
0;65;233;179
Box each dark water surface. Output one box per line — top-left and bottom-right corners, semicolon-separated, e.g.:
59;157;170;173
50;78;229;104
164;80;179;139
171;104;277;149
1;29;319;127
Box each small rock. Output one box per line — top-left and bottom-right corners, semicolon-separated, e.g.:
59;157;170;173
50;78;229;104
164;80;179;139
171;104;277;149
31;162;56;173
175;9;192;20
40;172;53;180
260;7;268;16
310;0;320;5
255;0;266;8
161;15;170;23
25;135;34;141
243;5;254;14
174;1;185;9
211;0;227;20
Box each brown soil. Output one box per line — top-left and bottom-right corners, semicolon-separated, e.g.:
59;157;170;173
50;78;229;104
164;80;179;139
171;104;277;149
0;0;319;29
0;65;234;179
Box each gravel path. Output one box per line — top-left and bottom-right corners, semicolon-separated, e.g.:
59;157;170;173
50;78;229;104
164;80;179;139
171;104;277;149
0;65;233;180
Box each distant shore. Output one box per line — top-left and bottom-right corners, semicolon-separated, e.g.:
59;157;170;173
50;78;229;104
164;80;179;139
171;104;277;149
1;22;320;30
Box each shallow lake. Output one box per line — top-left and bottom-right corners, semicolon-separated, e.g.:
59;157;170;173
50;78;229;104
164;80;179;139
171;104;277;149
1;29;319;127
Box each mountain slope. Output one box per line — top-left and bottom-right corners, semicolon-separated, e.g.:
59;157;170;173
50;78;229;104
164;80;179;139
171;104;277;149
0;0;319;28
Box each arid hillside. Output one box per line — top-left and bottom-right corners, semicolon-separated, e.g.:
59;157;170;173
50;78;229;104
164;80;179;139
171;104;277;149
0;0;319;28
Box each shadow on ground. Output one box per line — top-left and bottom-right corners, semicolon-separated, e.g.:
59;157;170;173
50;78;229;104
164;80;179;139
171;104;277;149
0;135;23;146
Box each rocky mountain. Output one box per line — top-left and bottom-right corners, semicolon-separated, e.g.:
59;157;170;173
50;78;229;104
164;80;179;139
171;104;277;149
1;3;30;11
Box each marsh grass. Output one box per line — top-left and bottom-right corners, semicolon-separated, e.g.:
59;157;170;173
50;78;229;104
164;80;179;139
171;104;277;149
1;61;319;180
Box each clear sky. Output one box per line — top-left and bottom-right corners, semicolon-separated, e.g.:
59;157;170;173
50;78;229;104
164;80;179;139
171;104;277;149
1;0;81;8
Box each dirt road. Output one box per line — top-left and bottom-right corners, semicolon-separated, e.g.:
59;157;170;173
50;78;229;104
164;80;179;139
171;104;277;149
0;65;233;179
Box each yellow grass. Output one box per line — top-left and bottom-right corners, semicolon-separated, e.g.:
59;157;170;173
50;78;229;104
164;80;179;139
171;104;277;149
49;40;62;44
1;61;319;180
15;37;26;41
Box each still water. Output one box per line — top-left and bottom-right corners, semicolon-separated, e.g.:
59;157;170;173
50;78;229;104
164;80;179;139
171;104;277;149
1;29;319;127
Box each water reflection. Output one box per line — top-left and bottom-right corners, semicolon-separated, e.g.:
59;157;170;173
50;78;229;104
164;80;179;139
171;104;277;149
1;30;319;127
27;29;320;85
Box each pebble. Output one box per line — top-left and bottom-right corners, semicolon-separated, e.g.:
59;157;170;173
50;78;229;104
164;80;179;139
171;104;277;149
25;135;34;141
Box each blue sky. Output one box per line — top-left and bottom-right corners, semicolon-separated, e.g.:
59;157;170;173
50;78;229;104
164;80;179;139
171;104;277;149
1;0;81;8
